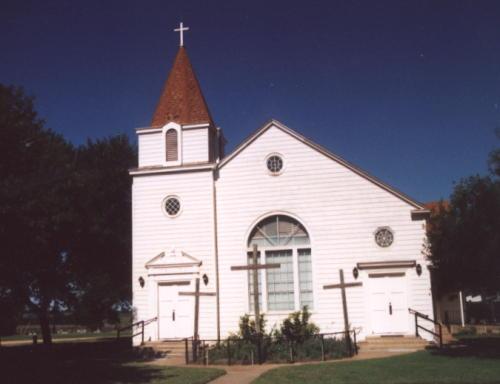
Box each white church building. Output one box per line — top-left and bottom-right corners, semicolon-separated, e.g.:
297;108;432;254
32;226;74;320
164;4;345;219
130;37;434;345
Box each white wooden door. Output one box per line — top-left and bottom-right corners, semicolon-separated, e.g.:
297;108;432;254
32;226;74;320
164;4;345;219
158;283;193;339
369;273;408;335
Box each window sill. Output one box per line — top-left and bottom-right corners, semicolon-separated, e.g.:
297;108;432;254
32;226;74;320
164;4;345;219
249;309;316;316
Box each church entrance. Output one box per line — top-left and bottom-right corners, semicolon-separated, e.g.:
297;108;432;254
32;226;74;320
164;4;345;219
158;282;193;339
368;272;408;335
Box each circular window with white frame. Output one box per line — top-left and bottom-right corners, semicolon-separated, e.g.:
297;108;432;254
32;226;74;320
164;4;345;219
163;196;181;218
266;154;284;175
374;227;394;248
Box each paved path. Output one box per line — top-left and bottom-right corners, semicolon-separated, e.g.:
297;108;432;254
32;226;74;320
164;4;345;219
209;363;281;384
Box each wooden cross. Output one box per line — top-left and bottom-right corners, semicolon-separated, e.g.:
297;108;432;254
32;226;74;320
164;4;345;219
323;269;362;355
179;278;216;343
174;22;190;47
231;244;280;334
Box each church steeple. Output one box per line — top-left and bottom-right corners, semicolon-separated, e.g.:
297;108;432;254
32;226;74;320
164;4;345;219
151;46;214;128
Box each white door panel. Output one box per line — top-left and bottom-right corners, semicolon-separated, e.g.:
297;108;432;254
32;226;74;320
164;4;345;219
158;282;193;339
369;273;408;335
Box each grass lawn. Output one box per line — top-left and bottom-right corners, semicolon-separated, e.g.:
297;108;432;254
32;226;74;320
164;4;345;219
0;339;225;384
1;330;131;342
253;337;500;384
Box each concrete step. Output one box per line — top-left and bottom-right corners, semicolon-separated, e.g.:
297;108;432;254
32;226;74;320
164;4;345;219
143;340;189;357
146;343;186;349
364;336;429;344
359;336;430;352
360;345;427;352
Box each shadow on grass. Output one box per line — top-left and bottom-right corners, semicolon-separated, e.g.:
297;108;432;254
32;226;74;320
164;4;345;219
429;336;500;359
0;339;169;384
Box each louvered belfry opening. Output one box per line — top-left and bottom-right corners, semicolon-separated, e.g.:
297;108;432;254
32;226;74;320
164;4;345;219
165;129;178;161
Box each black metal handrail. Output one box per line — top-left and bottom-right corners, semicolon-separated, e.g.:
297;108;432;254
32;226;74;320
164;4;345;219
408;308;442;348
116;317;157;345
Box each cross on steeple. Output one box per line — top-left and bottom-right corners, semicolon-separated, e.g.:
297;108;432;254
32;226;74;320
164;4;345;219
174;22;190;47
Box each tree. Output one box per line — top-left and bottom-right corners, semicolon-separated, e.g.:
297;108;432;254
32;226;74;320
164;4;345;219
0;84;75;344
488;130;500;176
68;135;136;329
0;85;137;342
428;144;500;296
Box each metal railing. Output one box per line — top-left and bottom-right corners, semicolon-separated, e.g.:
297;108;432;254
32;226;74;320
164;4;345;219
186;329;359;365
116;317;157;345
409;308;442;348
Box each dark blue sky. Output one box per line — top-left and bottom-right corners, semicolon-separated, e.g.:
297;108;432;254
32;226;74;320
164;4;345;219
2;0;499;202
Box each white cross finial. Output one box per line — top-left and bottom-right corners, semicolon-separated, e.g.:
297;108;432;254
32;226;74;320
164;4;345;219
174;22;189;47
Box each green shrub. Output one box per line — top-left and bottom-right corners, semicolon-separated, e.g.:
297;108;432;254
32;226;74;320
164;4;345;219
238;313;267;342
206;339;258;365
204;309;349;364
275;306;319;344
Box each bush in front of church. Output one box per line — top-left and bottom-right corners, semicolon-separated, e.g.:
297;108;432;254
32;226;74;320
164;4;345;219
204;308;349;364
238;313;268;342
274;306;319;345
205;314;269;364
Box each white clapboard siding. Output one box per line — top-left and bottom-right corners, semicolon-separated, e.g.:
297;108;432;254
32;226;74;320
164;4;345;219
132;170;217;343
138;132;163;167
132;122;434;345
183;128;209;164
215;124;432;341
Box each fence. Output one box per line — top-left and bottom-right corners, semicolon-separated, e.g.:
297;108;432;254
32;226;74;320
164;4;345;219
185;329;358;365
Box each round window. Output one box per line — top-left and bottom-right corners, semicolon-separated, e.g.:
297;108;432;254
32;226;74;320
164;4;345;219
164;197;181;217
374;227;394;247
266;155;283;175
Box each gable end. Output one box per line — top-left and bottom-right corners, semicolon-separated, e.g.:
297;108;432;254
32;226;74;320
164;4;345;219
218;119;426;210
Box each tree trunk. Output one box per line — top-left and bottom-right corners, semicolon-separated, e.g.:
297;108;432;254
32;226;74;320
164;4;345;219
38;308;52;345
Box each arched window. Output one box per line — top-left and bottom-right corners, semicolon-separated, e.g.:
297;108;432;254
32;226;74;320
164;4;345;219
247;215;313;312
165;129;178;162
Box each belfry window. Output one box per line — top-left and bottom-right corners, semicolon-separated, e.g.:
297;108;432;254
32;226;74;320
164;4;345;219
247;215;313;312
165;129;178;162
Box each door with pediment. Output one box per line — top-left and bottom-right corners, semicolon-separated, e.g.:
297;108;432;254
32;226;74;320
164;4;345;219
158;282;192;339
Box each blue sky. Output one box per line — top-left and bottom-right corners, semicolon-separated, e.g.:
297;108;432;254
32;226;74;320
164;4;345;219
1;0;499;202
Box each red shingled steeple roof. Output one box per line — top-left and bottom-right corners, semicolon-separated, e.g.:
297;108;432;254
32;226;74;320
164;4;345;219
151;47;213;127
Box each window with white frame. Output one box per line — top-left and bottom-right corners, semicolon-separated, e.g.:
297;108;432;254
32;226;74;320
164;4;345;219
247;215;313;312
298;249;313;309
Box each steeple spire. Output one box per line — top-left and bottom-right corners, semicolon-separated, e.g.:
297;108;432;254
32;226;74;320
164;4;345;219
151;45;214;128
